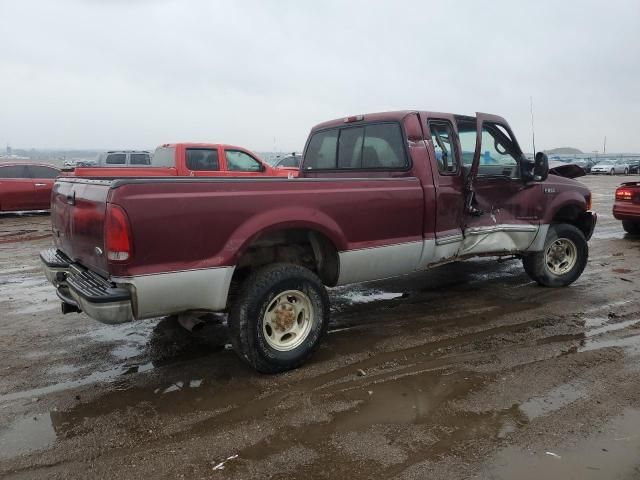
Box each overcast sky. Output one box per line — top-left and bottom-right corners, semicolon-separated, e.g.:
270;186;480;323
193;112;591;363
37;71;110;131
1;0;639;153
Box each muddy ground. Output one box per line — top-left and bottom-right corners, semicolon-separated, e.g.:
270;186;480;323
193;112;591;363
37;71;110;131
1;174;640;479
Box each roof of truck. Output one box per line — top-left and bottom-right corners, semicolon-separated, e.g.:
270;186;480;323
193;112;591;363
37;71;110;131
310;110;476;132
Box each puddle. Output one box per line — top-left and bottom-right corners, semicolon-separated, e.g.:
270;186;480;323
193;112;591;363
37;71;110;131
487;408;640;479
520;383;588;420
0;413;56;459
579;315;640;354
0;363;153;403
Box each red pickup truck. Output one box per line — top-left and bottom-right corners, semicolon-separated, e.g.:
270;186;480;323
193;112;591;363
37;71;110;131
73;143;295;178
41;111;596;372
613;182;640;233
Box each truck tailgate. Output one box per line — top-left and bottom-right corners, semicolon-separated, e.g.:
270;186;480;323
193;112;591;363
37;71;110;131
51;178;112;277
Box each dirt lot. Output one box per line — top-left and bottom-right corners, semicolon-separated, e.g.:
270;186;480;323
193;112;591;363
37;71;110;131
1;174;640;479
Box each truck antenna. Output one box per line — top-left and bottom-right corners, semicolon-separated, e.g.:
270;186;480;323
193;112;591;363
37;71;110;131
530;96;536;156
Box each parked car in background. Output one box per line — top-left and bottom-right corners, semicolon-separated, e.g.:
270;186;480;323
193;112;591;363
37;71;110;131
73;144;296;178
0;163;60;212
591;158;631;175
95;151;152;167
572;158;597;173
613;182;640;233
272;153;302;169
627;159;640;174
41;110;595;373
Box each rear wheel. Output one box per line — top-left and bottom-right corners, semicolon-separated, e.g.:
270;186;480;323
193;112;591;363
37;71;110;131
228;263;329;373
523;223;588;287
622;221;640;234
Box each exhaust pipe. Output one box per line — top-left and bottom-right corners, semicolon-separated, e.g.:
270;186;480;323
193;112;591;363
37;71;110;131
61;302;81;315
177;313;205;332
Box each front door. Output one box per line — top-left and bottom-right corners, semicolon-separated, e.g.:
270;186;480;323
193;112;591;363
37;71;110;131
458;113;541;256
27;165;59;210
0;165;35;211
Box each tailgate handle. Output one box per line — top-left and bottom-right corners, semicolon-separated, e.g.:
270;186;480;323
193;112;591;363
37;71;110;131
66;191;76;205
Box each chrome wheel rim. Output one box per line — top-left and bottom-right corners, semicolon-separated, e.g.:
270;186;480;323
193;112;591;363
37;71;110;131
262;290;314;351
545;238;577;275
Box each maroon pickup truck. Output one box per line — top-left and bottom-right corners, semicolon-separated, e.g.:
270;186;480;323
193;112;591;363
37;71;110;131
41;111;596;373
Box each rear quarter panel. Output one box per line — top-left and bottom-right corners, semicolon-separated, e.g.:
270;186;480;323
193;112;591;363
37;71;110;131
107;177;424;277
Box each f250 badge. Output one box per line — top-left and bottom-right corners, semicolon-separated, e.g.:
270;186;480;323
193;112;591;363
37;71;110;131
544;187;556;194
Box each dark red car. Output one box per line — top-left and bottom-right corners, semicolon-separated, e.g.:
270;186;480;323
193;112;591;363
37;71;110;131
0;163;60;212
613;182;640;233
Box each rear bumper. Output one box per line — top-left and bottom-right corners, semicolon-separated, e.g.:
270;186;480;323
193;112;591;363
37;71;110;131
613;202;640;221
40;249;235;324
40;249;134;324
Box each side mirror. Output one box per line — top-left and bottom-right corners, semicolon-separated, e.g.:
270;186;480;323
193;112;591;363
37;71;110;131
533;152;549;182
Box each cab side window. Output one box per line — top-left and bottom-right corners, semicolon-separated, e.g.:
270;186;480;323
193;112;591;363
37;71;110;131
226;150;263;172
186;148;219;171
27;166;60;179
0;165;28;178
130;153;151;165
105;153;126;165
429;121;459;174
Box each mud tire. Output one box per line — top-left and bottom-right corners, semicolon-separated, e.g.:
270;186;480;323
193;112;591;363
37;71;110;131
522;223;588;287
622;220;640;234
228;263;329;373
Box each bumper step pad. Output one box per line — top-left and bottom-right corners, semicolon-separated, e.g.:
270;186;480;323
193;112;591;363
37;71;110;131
40;248;71;268
66;270;131;304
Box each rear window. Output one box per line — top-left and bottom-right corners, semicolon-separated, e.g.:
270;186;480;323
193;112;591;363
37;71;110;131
0;165;28;178
304;123;407;170
186;148;219;171
105;153;126;165
28;166;60;179
152;147;175;167
130;153;150;165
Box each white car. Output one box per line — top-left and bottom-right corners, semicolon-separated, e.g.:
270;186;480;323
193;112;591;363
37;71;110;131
591;159;630;175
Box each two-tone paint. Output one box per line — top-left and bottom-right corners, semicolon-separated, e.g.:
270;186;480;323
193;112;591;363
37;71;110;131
43;111;595;324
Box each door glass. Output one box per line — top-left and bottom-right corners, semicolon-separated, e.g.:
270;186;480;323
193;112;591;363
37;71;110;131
429;122;459;174
0;165;28;178
27;166;60;179
457;123;519;178
186;148;219;171
226;150;262;171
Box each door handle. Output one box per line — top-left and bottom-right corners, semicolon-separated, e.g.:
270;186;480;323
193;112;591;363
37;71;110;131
34;183;47;186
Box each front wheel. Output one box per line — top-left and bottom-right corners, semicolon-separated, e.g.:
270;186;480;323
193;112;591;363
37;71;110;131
228;263;329;373
522;224;588;287
622;221;640;234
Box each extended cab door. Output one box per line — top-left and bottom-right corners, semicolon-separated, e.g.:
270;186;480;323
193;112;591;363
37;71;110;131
0;165;35;211
458;113;541;256
419;114;465;264
184;147;222;176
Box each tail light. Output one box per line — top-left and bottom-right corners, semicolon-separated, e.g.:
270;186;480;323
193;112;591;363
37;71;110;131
105;204;132;262
616;188;633;201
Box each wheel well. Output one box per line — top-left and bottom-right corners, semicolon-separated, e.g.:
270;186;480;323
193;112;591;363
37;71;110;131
552;204;591;238
232;229;340;287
